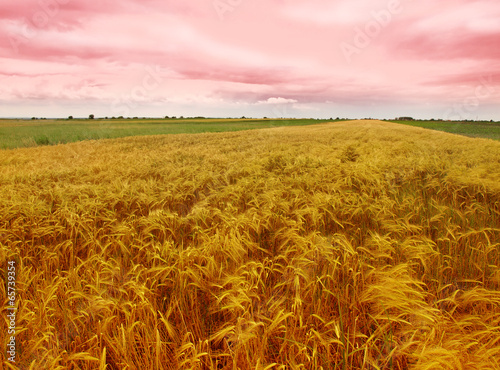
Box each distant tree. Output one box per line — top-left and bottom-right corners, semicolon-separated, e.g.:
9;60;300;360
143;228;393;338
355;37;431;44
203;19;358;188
89;114;94;120
165;116;169;119
118;116;124;119
179;116;184;119
31;117;37;120
68;116;73;120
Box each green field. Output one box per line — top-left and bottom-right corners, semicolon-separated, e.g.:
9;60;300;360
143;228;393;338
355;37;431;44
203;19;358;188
0;118;336;150
1;118;499;150
390;120;500;141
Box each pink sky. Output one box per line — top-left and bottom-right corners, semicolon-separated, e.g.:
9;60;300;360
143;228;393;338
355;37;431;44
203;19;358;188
1;0;499;119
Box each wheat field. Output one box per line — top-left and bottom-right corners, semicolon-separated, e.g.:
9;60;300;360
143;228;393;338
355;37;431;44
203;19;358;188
1;120;500;369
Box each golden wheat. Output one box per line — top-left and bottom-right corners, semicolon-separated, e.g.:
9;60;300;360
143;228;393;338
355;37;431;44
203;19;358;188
1;120;500;369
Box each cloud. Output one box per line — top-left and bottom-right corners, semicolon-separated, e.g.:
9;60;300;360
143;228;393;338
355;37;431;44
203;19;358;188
1;0;500;119
257;97;299;105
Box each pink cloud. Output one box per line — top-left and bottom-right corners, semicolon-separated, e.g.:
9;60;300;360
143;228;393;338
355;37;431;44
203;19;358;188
0;0;499;119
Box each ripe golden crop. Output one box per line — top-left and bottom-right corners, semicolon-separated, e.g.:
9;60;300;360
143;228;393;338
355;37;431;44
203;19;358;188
1;120;499;369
